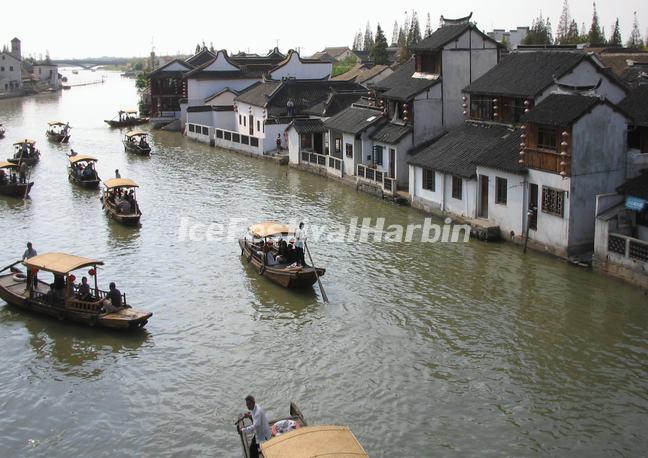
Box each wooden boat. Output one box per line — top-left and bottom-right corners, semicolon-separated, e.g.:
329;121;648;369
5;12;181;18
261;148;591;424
0;253;152;330
46;121;71;143
235;403;368;458
68;154;100;188
101;178;142;226
104;109;149;128
0;162;33;197
8;140;40;165
239;221;325;289
123;131;152;155
236;403;307;458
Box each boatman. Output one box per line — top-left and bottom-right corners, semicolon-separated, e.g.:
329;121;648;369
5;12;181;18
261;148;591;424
295;222;307;266
238;395;271;458
22;242;37;289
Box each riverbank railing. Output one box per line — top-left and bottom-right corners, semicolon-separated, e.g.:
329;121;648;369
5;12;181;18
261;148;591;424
300;150;343;178
608;233;648;263
356;164;397;195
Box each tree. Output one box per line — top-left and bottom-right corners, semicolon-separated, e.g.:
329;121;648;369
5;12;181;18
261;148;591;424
523;13;553;45
363;22;374;53
195;44;201;54
546;17;554;45
627;12;645;48
408;11;422;47
372;24;390;65
425;13;433;38
609;19;622;46
588;2;605;46
352;30;363;50
391;21;399;47
556;0;572;44
565;19;580;44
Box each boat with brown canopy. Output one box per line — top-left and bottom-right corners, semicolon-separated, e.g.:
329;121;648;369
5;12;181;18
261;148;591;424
104;109;149;128
68;154;100;188
238;221;325;289
101;178;142;226
0;162;33;197
0;252;152;330
46;121;71;143
123;131;152;155
8;139;40;165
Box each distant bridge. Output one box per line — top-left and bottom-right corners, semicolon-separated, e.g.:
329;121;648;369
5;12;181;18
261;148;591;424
51;58;130;69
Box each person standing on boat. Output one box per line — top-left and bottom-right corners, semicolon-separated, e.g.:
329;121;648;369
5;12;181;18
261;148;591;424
22;242;37;289
115;169;121;179
18;162;27;184
239;395;271;458
295;222;307;266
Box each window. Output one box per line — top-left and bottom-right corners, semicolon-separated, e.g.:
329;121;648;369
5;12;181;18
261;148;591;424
224;131;232;141
452;176;463;200
541;186;565;217
243;117;246;127
241;135;249;145
345;143;353;158
301;134;312;149
188;124;195;133
423;169;435;191
500;97;526;124
257;121;260;131
232;133;240;143
374;146;383;165
470;95;493;121
335;138;342;154
537;126;557;151
10;66;13;71
495;177;507;204
0;67;4;72
216;129;223;139
250;137;259;147
239;115;242;125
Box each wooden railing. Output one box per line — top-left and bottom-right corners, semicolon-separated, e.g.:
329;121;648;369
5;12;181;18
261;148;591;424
608;233;648;263
524;148;571;176
356;164;397;194
300;151;344;177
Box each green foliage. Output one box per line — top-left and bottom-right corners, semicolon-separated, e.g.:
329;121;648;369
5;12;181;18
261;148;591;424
609;19;622;46
371;24;390;65
523;13;553;45
627;12;645;48
588;2;605;45
135;73;148;90
332;55;358;77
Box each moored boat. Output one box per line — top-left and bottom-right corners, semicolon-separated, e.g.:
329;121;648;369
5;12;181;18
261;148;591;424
0;161;33;197
104;109;149;128
123;131;152;155
46;121;71;143
101;178;142;226
0;253;152;330
239;221;325;289
68;154;100;188
8;140;40;165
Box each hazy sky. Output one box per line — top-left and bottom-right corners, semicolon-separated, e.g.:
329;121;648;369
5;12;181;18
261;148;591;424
2;0;646;59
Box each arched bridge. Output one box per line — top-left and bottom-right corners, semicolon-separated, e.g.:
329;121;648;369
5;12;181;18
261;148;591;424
51;58;130;69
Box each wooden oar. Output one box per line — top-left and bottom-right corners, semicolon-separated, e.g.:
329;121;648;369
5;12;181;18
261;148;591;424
0;260;21;273
22;166;31;201
305;242;328;303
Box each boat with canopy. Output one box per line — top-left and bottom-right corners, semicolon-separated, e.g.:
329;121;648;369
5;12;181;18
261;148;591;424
0;123;5;139
46;121;71;143
8;139;40;165
260;425;368;458
239;221;325;289
104;109;149;128
0;252;152;329
0;161;33;197
68;154;100;188
123;131;152;155
101;178;142;226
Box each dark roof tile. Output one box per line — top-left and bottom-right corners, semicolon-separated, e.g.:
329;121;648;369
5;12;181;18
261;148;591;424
286;118;327;134
618;84;648;127
411;24;470;51
521;93;602;126
617;172;648;199
373;59;438;101
324;105;384;134
473;127;527;174
369;123;412;144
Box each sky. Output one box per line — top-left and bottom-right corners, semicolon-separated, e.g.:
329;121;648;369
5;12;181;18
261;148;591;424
2;0;647;59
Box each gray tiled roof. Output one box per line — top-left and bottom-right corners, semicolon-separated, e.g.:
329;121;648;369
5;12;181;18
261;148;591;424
324;105;384;134
408;122;519;178
411;24;470;51
617;172;648;199
373;59;438;101
521;93;602;127
618;85;648;127
464;51;587;97
369;123;412;144
287;118;327;135
473;127;527;174
304;92;367;117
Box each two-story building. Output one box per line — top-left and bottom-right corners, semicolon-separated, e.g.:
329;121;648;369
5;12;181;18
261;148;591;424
619;84;648;174
32;59;59;90
0;38;22;93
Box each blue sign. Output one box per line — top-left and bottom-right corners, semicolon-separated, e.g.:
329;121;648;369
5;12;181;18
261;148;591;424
625;196;647;211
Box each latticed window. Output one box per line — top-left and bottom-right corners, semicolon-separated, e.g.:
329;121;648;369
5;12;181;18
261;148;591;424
345;143;353;158
537;126;557;151
496;177;507;204
452;176;463;200
423;169;435;191
541;186;565;217
470;95;493;121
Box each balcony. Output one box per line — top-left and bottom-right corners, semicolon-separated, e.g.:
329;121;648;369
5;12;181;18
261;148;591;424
523;147;571;176
608;233;648;263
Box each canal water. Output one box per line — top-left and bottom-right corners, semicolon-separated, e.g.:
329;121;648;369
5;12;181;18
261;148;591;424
0;71;647;457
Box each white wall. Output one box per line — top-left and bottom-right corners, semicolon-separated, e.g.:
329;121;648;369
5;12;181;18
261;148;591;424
287;128;300;164
526;170;571;253
539;60;626;104
412;85;444;144
235;101;266;138
476;167;526;237
342;132;357;176
270;52;332;80
373;133;413;186
187;78;258;107
205;90;237;106
0;52;21;91
410;166;477;218
264;123;288;153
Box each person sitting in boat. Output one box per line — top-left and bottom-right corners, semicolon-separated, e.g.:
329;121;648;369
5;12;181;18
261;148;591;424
9;172;17;184
102;282;122;313
0;169;6;185
82;163;94;179
77;276;93;301
139;136;148;148
118;199;132;214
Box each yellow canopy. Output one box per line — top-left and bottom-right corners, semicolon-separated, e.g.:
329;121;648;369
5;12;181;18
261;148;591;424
248;221;295;238
0;161;17;169
24;252;104;275
103;178;139;189
14;140;36;146
126;131;148;138
69;155;98;164
120;109;138;114
48;121;68;126
260;426;368;458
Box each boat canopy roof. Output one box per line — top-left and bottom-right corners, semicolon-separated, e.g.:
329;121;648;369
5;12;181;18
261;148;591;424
120;109;138;114
0;161;17;169
260;426;368;458
248;221;295;238
69;155;98;164
48;121;68;126
24;252;104;275
126;131;147;138
103;178;139;189
14;139;36;146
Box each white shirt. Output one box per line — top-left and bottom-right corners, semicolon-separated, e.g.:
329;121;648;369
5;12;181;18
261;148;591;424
295;227;307;248
241;404;272;443
23;248;37;260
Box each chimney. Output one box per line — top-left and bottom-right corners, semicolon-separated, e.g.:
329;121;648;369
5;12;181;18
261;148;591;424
11;37;21;60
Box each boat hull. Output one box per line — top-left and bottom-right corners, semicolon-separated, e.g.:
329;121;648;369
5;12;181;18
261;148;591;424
0;182;33;197
104;119;149;128
101;193;141;226
0;272;151;330
123;141;151;155
68;169;100;189
46;131;70;143
7;156;39;166
239;239;325;289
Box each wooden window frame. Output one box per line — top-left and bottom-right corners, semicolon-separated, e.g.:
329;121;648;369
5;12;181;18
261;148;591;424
452;176;463;200
495;177;507;205
422;169;435;191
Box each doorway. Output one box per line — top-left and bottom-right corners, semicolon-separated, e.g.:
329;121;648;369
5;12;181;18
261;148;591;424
479;175;489;218
528;183;538;230
249;114;254;136
389;148;396;178
313;133;323;154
